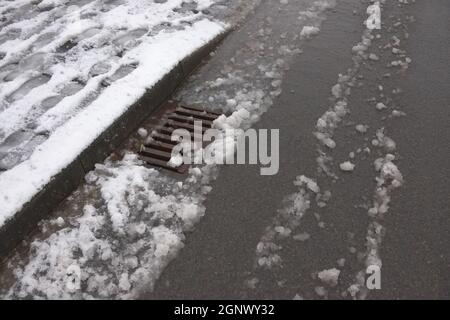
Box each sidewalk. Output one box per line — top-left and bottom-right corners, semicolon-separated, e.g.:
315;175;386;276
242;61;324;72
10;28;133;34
0;0;231;256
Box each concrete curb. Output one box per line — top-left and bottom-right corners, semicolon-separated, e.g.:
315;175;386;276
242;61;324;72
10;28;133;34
0;29;230;259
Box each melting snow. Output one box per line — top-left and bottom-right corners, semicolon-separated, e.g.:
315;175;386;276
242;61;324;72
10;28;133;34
339;161;355;172
318;268;340;287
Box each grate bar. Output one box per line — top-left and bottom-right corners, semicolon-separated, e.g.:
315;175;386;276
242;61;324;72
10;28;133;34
140;146;172;161
137;101;222;174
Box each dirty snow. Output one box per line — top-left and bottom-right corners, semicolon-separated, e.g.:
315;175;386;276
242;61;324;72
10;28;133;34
4;154;216;299
318;268;340;287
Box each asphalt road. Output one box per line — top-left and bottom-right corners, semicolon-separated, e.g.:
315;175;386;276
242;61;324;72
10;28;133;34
145;0;450;300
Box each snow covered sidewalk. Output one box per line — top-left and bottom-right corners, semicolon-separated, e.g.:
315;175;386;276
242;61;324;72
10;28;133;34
0;1;228;230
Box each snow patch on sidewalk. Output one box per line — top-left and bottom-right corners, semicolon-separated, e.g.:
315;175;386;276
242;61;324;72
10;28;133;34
0;19;226;228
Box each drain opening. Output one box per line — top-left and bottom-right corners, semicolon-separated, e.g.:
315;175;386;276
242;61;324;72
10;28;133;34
138;101;222;174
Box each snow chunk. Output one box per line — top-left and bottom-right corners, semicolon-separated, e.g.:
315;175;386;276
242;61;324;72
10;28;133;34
0;19;226;228
340;161;355;172
293;232;310;242
168;153;183;168
365;1;381;30
315;286;327;296
300;26;320;39
137;128;148;138
274;226;291;238
294;175;320;193
318;268;340;286
376;102;387;110
369;53;379;61
355;124;368;133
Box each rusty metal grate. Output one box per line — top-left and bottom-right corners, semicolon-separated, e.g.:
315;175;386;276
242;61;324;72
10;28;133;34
138;101;222;174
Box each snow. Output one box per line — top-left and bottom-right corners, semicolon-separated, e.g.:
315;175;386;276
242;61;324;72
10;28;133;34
294;175;320;193
4;154;215;299
293;232;310;242
375;128;396;152
254;174;316;269
137;128;148;138
355;124;368;133
339;161;355;172
0;13;226;228
300;26;320;39
314;101;348;150
318;268;340;287
364;150;403;289
315;286;327;297
391;109;406;117
275;226;291;238
53;217;65;227
375;102;387;110
368;53;379;61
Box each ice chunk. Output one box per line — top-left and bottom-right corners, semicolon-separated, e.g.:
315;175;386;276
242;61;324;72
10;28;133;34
60;81;84;97
318;268;340;286
274;226;291;237
376;102;387;110
340;161;355;172
137;128;148;138
300;26;320;39
294;175;319;193
293;232;310;242
392;110;406;117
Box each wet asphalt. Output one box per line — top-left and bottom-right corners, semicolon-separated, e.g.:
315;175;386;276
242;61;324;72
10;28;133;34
145;0;450;300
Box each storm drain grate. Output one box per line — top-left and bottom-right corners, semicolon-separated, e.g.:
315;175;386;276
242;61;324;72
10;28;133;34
138;101;222;174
